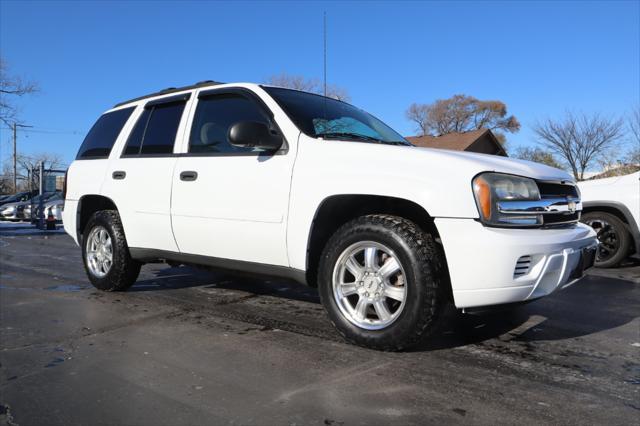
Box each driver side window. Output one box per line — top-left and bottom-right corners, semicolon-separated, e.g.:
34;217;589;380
189;93;271;154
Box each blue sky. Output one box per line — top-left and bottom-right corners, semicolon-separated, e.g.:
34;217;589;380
1;0;638;167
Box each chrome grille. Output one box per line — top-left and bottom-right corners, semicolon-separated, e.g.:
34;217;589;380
537;181;580;226
514;255;532;278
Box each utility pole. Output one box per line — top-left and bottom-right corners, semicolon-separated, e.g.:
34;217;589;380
13;123;16;192
12;122;33;192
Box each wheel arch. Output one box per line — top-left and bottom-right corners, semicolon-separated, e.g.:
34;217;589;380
77;194;119;244
304;194;452;300
582;201;640;255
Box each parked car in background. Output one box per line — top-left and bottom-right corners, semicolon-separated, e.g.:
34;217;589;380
578;171;640;267
33;192;64;222
0;200;25;221
24;192;61;222
0;191;34;208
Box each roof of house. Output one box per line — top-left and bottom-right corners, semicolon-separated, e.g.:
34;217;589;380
406;128;486;150
405;128;507;156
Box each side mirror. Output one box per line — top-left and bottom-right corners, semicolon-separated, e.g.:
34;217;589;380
228;121;283;151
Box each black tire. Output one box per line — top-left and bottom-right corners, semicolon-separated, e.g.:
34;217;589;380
318;214;446;351
82;210;141;291
581;211;631;268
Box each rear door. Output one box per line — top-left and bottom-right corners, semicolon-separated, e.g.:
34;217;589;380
102;94;191;252
171;88;294;266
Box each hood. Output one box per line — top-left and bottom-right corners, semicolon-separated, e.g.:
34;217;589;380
578;171;640;187
412;147;574;182
299;137;577;219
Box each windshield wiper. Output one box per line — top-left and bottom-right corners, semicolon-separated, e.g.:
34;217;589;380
317;132;411;146
318;132;383;143
383;141;412;146
317;132;380;142
319;132;412;146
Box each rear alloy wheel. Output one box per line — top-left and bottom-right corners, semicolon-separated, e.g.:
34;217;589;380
86;226;113;278
582;211;630;268
82;210;141;291
319;214;446;351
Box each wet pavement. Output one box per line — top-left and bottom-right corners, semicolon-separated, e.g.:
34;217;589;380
0;225;639;425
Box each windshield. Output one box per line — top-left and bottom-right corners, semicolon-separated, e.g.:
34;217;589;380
263;87;411;146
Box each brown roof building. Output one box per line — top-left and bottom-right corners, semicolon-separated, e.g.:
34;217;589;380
406;128;507;157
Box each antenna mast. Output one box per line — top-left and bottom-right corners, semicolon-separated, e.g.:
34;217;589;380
323;11;327;97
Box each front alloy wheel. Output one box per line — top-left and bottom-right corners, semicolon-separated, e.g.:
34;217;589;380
332;241;407;330
319;214;445;351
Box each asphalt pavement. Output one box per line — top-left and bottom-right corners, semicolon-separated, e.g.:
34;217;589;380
0;223;638;425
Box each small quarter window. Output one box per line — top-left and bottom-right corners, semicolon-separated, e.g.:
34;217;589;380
124;109;151;156
76;107;135;159
189;94;272;154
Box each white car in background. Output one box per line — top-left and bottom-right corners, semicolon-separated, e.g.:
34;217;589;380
578;171;640;267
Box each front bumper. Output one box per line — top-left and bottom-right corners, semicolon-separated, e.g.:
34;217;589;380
435;218;597;309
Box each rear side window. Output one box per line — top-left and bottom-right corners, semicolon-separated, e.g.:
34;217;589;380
76;107;135;159
123;101;186;156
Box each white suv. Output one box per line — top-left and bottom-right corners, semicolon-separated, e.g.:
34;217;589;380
63;81;597;350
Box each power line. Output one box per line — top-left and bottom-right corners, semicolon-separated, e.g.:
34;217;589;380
0;125;84;135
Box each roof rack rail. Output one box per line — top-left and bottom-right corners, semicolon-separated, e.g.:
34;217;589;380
113;80;224;108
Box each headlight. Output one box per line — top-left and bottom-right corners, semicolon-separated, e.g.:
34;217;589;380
473;173;542;226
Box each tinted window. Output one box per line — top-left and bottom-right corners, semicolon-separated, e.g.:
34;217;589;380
122;102;185;156
76;107;135;159
189;94;271;154
123;109;151;156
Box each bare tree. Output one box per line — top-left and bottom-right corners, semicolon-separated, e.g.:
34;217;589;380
513;146;562;169
405;94;520;143
0;173;11;194
626;146;640;165
629;106;640;146
266;73;350;102
405;103;430;136
2;152;64;191
0;57;39;127
532;112;625;180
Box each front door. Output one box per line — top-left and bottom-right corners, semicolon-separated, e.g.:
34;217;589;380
171;90;294;266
